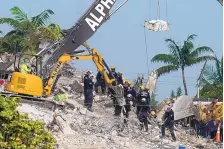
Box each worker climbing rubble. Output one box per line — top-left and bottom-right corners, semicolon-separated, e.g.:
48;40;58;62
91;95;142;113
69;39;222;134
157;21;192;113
83;70;94;112
117;72;123;85
109;66;118;80
160;105;176;141
136;86;150;132
127;84;137;106
95;71;106;95
20;58;31;74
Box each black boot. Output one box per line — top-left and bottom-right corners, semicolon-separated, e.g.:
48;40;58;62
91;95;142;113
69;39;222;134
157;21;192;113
87;107;93;112
140;123;144;130
171;132;176;141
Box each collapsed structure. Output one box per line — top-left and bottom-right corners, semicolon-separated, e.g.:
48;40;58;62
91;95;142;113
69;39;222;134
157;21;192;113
0;0;223;148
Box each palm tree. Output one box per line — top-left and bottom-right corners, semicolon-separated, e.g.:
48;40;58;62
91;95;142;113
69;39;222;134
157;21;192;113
0;6;61;53
200;56;223;98
202;56;223;85
151;34;216;95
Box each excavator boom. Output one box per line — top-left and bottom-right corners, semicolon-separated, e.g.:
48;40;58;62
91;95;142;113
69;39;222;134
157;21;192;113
38;0;118;77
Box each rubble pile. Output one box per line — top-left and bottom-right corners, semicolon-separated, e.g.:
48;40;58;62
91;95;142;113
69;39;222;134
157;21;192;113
15;68;221;149
0;52;14;70
17;96;220;149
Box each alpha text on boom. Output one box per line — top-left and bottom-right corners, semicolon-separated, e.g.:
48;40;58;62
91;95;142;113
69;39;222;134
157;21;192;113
85;0;116;32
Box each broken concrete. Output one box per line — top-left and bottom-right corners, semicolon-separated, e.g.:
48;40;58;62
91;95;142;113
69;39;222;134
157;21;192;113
17;95;221;149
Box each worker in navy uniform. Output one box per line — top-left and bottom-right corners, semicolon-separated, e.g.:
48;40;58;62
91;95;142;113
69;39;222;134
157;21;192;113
136;86;150;131
161;105;176;141
136;86;149;116
117;72;123;85
95;71;106;95
128;84;137;106
84;70;94;112
109;66;118;80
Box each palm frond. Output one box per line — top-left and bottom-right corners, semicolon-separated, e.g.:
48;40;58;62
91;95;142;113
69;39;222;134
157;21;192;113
10;6;29;22
151;54;178;65
37;26;58;40
5;30;25;36
0;18;20;28
182;40;194;58
155;65;179;77
203;65;217;84
165;38;182;62
190;46;214;57
215;57;223;83
186;34;197;41
189;55;217;66
32;9;54;28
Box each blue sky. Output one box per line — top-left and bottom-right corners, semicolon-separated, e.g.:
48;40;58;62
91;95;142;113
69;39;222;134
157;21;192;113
0;0;222;101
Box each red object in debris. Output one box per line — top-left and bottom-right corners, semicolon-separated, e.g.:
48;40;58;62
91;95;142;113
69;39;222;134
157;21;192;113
0;79;5;86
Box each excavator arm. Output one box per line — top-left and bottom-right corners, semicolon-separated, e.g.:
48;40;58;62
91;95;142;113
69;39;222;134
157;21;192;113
73;49;115;85
43;48;115;96
37;0;128;78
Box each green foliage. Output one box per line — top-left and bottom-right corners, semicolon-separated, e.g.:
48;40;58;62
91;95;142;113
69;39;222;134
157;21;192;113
0;96;56;149
0;6;61;54
151;34;216;95
200;56;223;99
199;83;223;99
170;90;175;99
150;92;158;110
176;86;182;97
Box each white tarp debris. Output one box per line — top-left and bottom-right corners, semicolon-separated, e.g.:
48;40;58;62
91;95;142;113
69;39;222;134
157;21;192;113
172;95;196;121
144;20;169;31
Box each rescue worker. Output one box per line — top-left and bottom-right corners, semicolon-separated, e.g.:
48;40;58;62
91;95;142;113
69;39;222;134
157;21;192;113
123;93;133;124
95;71;106;94
109;66;118;80
117;72;123;85
161;105;176;141
136;86;150;131
123;80;130;98
20;58;31;74
84;70;94;112
109;83;124;116
127;84;136;106
190;115;199;133
144;87;151;111
136;86;149;116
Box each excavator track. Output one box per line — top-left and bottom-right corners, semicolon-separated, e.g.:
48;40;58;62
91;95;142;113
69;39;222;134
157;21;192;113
0;92;64;110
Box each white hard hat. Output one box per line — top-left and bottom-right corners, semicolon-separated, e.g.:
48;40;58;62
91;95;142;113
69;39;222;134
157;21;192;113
127;94;132;98
141;98;146;102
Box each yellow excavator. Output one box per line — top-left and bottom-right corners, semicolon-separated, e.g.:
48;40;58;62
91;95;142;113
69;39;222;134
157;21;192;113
3;42;116;98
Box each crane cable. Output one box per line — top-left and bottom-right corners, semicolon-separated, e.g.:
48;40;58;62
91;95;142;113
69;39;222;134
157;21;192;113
143;27;150;78
143;0;151;79
166;0;169;22
156;0;160;20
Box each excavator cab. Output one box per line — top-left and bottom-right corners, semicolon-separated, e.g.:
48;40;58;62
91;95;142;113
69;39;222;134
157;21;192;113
4;53;43;97
13;53;43;76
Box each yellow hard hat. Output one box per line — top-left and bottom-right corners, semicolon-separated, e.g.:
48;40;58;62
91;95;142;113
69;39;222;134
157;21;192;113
127;81;131;85
111;66;115;70
151;111;156;116
118;72;122;75
140;86;145;90
130;84;134;88
145;87;149;90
